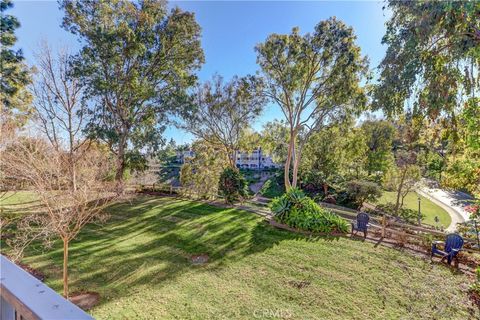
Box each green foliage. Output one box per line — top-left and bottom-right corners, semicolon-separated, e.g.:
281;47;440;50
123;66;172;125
157;139;179;165
259;172;285;199
256;17;369;188
271;188;349;233
462;98;480;151
60;0;204;181
300;126;352;192
0;0;31;122
181;75;266;167
442;156;480;196
345;180;382;209
361;120;395;179
258;120;290;164
375;1;480;119
179;140;225;199
218;168;248;204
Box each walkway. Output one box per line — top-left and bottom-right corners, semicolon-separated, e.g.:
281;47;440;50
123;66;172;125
418;180;474;232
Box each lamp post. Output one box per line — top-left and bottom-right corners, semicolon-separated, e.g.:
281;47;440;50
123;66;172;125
417;196;422;226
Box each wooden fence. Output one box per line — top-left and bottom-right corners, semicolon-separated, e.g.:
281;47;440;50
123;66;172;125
132;183;480;254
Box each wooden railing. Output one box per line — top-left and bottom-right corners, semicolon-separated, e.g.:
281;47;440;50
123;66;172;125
0;255;93;320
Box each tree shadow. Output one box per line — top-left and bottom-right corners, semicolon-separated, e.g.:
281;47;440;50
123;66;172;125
23;196;325;306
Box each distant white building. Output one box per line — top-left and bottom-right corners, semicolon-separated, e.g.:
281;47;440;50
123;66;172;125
176;150;195;163
235;148;280;170
176;147;280;170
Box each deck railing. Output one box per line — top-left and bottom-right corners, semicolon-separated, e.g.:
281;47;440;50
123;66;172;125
0;255;93;320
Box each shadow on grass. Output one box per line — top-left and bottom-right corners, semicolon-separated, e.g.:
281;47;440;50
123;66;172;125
22;195;338;307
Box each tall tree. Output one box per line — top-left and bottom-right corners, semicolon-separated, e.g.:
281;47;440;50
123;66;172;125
387;115;422;215
60;0;204;190
179;139;227;199
361;119;396;179
0;0;31;126
300;126;346;195
256;17;368;189
375;1;480;120
180;74;266;168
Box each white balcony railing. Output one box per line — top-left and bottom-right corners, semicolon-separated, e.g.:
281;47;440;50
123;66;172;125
0;255;93;320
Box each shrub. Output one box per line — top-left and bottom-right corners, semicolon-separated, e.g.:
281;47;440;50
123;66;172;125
345;180;382;209
375;202;425;225
270;188;349;234
218;167;248;204
259;171;285;198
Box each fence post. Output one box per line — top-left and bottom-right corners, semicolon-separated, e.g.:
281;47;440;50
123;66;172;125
153;183;155;192
382;214;386;238
170;185;173;195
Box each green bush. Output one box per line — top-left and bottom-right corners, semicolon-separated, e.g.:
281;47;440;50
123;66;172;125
270;188;349;234
345;179;382;209
218;167;248;204
259;171;285;198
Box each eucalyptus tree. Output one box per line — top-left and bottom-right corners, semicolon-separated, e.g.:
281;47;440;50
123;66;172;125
259;120;290;165
60;0;204;190
256;17;369;189
375;1;480;120
180;74;266;168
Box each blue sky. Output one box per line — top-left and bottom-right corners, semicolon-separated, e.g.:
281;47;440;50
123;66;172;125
11;1;389;144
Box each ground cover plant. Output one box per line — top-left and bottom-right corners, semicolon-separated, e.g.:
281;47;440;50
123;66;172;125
271;189;353;234
8;196;477;319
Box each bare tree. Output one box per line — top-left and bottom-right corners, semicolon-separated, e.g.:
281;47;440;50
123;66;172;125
0;44;117;298
32;43;88;191
2;138;116;298
180;75;266;168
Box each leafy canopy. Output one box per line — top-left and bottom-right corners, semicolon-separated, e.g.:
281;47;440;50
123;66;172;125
0;0;31;123
375;1;480;119
256;17;369;189
60;0;204;180
180;74;266;167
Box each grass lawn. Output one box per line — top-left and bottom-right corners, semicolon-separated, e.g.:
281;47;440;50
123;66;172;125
378;191;452;228
0;191;40;216
13;196;476;319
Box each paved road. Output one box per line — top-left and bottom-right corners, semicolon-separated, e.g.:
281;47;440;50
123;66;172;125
418;181;474;232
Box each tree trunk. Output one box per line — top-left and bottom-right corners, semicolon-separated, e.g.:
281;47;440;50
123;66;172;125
63;238;69;298
68;109;77;192
115;136;127;194
284;132;295;190
292;142;302;189
323;183;329;196
227;147;236;169
71;158;77;192
394;168;407;215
